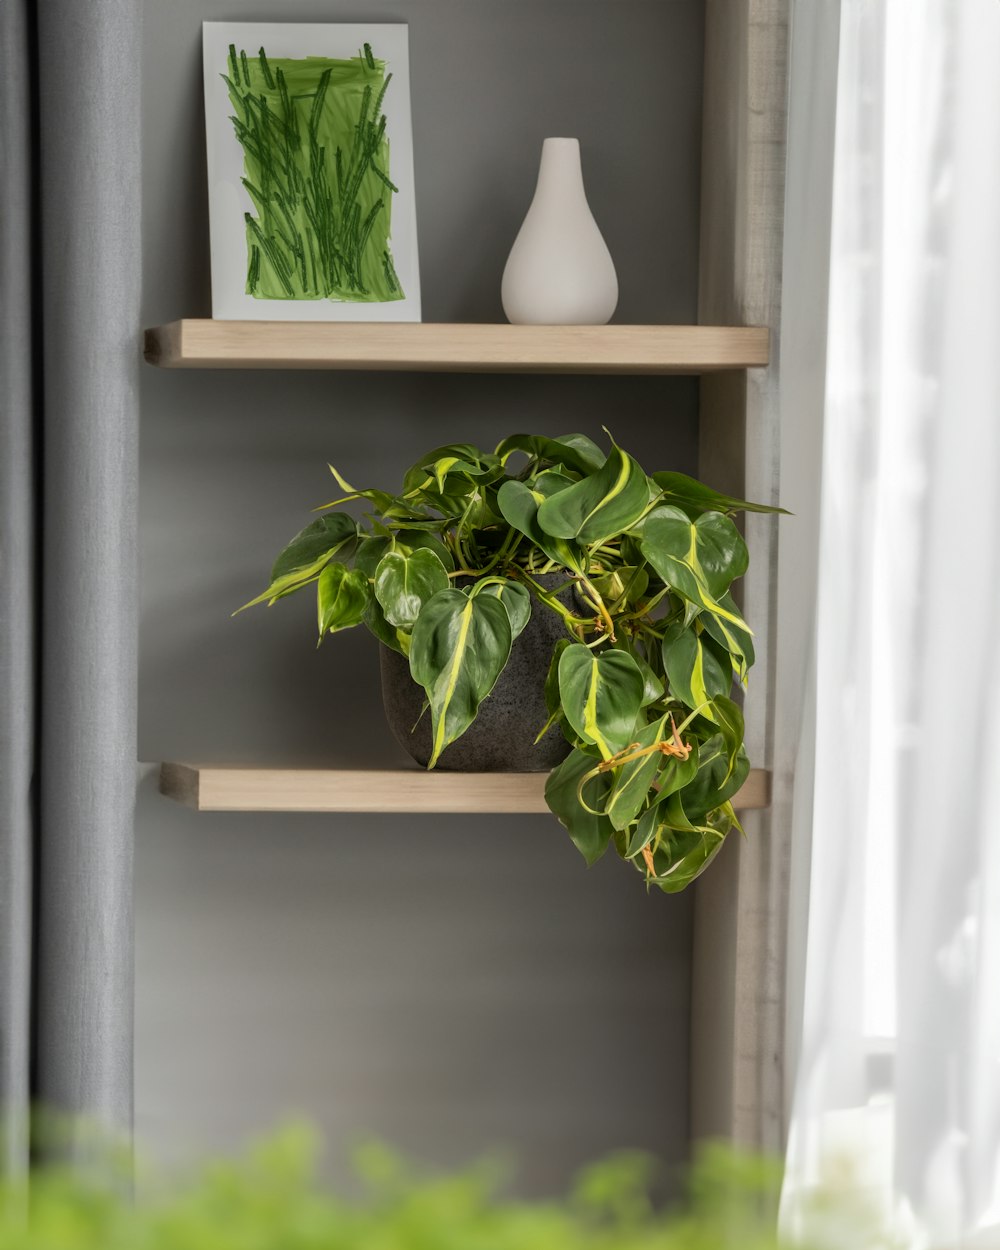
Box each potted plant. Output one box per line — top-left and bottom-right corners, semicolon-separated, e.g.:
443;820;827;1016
242;432;783;892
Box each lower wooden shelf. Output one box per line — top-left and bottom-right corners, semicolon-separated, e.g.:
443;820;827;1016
158;763;771;814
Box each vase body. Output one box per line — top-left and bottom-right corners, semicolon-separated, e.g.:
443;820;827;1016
501;137;618;325
379;575;573;772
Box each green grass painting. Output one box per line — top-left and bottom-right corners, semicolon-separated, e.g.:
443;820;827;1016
223;42;404;303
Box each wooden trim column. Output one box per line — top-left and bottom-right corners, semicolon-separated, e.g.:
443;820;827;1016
692;0;791;1152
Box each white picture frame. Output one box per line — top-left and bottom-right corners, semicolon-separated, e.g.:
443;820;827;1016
202;22;421;321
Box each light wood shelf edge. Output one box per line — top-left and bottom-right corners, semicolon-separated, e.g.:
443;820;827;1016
157;763;771;814
143;321;770;374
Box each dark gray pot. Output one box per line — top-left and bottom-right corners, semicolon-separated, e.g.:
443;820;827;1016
379;573;574;772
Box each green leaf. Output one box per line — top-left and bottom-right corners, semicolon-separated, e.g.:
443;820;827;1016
648;744;701;810
238;513;358;610
495;433;603;477
553;433;606;473
589;565;648;610
409;589;513;768
706;695;744;782
317;563;370;637
605;714;670;832
474;579;531;641
626;806;661;860
402;444;500;494
661;621;731;712
496;479;584;570
393;528;455;572
318;463;399;514
374;548;450;629
638;507;752;663
533;469;577;498
355;534;394;577
700;589;756;677
272;513;358;582
614;645;664;706
681;735;750;820
641;507;747;597
637;656;665;706
533;636;572;743
557;644;644;760
651;471;789;518
544;748;614;865
648;798;734;892
536;443;650;545
544;637;572;717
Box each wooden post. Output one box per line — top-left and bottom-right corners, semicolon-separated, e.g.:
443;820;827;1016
692;0;791;1153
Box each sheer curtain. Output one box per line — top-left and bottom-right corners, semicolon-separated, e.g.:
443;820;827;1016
781;0;1000;1245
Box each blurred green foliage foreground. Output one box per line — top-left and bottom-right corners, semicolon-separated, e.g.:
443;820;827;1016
0;1124;898;1250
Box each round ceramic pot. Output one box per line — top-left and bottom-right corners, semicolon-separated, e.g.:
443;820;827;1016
379;573;574;771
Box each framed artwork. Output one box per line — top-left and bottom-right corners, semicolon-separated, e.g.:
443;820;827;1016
202;22;420;321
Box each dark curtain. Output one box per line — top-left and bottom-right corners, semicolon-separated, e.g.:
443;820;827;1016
1;0;140;1170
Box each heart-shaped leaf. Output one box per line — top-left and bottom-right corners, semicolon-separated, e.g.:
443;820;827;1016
409;589;513;768
536;443;649;545
638;507;752;666
317;563;370;637
374;548;450;629
557;644;644;760
473;578;531;641
544;748;614;865
640;506;748;599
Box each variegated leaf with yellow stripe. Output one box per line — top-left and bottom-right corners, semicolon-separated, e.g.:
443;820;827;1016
536;441;650;546
638;505;753;671
408;589;512;768
557;644;644;761
660;620;731;714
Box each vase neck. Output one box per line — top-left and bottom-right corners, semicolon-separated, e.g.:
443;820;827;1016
534;137;586;203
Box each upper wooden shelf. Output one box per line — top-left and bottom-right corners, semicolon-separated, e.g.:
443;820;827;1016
158;763;771;814
143;321;770;375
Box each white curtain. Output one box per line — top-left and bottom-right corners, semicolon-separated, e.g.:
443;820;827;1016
781;0;1000;1245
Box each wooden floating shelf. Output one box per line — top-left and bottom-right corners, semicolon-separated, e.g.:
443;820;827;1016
158;763;771;814
143;320;770;375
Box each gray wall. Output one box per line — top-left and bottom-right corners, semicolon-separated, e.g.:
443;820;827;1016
137;0;705;1197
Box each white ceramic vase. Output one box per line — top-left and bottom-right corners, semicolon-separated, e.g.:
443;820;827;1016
501;137;618;326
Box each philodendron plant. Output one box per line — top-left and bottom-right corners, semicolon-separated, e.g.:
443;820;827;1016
243;433;783;892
